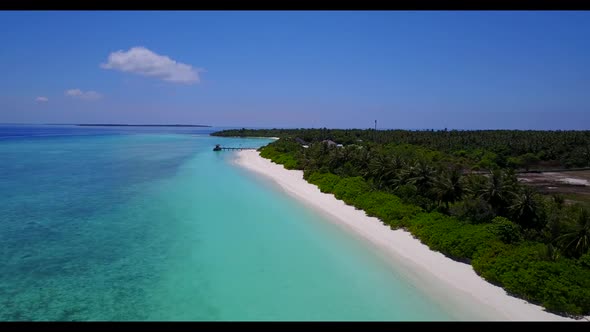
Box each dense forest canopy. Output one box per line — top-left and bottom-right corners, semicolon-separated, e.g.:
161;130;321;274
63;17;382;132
212;128;590;170
212;128;590;317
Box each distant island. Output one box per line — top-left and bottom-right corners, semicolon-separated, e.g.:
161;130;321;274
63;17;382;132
74;124;212;127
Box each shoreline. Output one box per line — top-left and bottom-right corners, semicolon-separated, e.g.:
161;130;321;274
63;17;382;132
214;136;280;140
233;150;579;321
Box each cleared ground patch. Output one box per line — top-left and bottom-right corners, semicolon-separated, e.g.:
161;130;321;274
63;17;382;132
518;170;590;206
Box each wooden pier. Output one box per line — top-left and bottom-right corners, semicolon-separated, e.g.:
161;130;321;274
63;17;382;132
213;144;257;151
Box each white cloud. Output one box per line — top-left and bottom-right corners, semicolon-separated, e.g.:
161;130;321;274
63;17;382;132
35;96;48;102
65;89;102;101
101;46;202;84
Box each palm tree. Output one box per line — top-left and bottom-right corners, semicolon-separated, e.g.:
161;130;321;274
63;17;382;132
545;243;561;262
406;159;436;193
350;148;371;178
433;166;464;209
463;173;488;198
368;153;403;190
510;187;542;229
552;194;565;209
368;153;390;189
543;209;566;244
557;208;590;258
327;148;345;172
478;170;516;216
383;155;406;190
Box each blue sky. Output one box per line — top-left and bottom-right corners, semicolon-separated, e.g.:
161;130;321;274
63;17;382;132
0;11;589;129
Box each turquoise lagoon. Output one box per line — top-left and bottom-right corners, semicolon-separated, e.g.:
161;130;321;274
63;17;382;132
0;125;457;321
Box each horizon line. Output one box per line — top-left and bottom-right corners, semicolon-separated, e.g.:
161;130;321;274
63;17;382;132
1;123;590;131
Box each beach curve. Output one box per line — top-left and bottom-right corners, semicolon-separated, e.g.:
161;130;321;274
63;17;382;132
233;149;579;321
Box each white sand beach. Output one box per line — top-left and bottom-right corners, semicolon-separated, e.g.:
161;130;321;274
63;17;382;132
234;150;581;321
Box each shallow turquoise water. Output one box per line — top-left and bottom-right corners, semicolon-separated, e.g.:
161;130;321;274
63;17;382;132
0;126;456;321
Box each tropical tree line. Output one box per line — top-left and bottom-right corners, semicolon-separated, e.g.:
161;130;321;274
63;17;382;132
262;137;590;260
212;128;590;170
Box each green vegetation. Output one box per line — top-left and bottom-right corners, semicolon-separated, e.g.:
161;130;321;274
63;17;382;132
212;128;590;317
259;139;301;169
212;128;590;170
562;193;590;208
